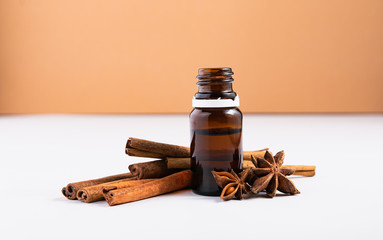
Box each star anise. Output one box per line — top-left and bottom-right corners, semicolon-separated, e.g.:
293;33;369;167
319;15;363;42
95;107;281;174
211;169;251;200
250;151;300;197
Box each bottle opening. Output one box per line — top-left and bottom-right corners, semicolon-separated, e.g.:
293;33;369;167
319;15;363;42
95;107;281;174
197;68;233;81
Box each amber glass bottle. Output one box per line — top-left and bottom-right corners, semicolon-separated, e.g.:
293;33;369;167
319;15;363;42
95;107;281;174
190;68;243;196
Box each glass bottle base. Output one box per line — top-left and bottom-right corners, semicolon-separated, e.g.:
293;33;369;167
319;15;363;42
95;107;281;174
192;188;221;197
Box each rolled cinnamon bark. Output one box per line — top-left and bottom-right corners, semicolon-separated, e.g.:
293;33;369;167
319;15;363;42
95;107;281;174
243;151;269;160
126;138;268;161
166;157;191;169
283;165;316;172
128;159;179;179
166;151;267;169
77;179;153;203
166;158;316;177
242;159;255;169
61;173;133;200
243;162;316;177
126;147;165;158
103;170;192;206
126;138;189;157
292;171;316;177
288;165;316;177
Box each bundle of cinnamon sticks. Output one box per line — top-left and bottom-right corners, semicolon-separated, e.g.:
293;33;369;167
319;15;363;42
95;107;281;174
62;137;316;206
62;170;192;206
125;138;316;177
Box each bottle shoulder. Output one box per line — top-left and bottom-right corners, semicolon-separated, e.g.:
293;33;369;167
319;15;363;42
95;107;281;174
190;107;242;118
190;107;242;129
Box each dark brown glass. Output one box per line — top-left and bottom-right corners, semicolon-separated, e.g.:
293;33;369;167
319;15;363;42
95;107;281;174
190;68;243;196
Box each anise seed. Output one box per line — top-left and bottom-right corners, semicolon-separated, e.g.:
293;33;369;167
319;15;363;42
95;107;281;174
226;186;235;195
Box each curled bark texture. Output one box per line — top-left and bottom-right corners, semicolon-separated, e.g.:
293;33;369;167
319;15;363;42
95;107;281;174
126;137;267;160
128;159;179;179
126;148;164;158
283;165;316;171
61;173;133;200
77;178;154;203
166;153;267;169
154;157;316;178
103;170;193;206
166;157;191;169
246;164;316;177
283;165;316;177
249;155;316;177
292;171;316;177
126;137;190;157
243;151;268;161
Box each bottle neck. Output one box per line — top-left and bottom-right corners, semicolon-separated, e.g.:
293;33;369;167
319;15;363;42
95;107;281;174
194;68;237;100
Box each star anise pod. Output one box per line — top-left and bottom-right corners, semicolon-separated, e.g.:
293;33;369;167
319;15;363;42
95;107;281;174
211;169;251;200
250;151;300;197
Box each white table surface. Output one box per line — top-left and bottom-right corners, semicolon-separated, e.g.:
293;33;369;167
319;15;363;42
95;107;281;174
0;114;382;239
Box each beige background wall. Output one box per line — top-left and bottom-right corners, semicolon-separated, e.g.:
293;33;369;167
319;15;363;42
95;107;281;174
1;0;382;114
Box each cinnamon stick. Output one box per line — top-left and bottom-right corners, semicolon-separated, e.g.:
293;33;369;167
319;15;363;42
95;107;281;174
126;137;190;157
126;147;165;158
166;152;267;169
61;173;133;200
166;158;191;169
128;159;179;179
243;161;316;176
166;158;316;177
243;150;269;160
242;159;255;169
280;165;316;177
291;171;316;177
103;170;192;206
126;138;268;161
242;161;316;171
283;165;316;172
77;179;153;203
